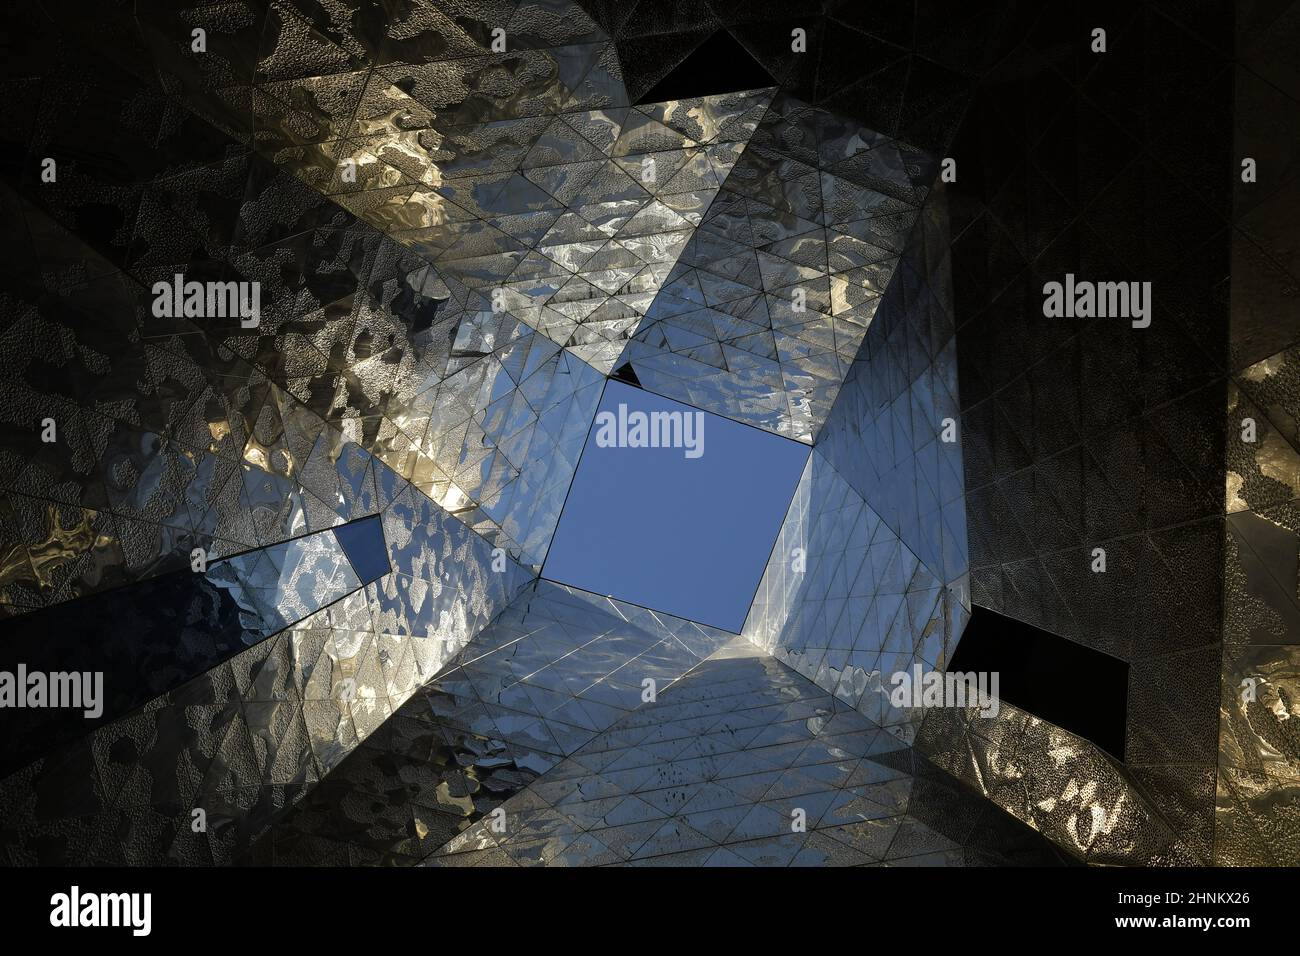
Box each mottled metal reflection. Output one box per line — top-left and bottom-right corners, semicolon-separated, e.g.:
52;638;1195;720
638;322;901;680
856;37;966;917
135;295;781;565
426;639;1067;866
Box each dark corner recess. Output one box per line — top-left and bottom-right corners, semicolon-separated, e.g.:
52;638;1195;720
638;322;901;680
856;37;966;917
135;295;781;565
610;362;641;387
949;606;1129;760
635;30;777;104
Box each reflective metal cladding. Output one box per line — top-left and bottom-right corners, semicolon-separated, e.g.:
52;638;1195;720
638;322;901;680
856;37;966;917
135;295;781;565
0;0;1294;869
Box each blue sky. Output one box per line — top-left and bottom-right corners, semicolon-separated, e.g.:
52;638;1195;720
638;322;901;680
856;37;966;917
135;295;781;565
542;380;809;632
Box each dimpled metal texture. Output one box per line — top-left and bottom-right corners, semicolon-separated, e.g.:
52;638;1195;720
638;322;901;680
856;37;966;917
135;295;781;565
0;0;1296;868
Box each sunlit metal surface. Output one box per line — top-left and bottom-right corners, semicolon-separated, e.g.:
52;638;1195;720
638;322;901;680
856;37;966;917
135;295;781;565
0;0;1292;869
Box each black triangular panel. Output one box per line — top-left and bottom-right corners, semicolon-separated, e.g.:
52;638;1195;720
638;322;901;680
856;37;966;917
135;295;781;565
635;29;777;103
610;362;642;387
